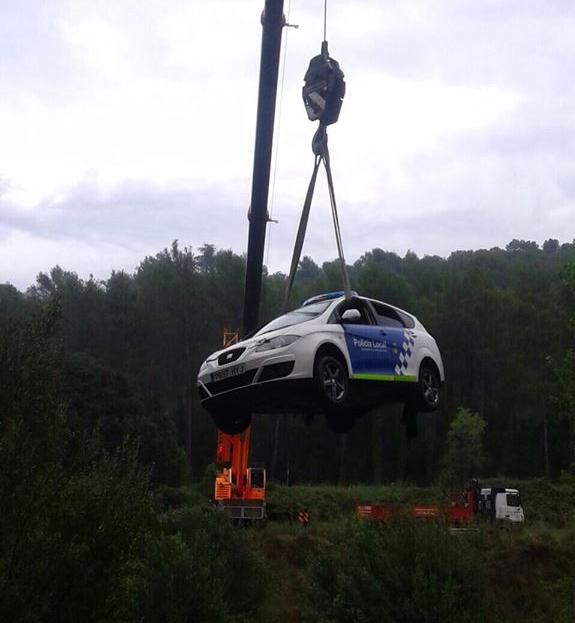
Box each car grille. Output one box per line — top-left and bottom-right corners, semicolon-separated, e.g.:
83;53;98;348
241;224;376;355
217;347;246;366
206;369;257;395
258;361;295;382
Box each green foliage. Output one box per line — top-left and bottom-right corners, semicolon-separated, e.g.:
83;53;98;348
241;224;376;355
441;407;486;486
509;478;575;526
65;352;189;487
0;303;270;623
483;524;575;623
137;508;267;623
156;484;206;509
552;350;575;469
267;483;441;521
136;532;228;623
0;305;156;623
304;520;485;623
198;461;219;499
6;240;575;482
548;262;575;471
0;307;158;623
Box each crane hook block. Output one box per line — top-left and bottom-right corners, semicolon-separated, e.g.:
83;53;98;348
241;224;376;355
302;41;345;126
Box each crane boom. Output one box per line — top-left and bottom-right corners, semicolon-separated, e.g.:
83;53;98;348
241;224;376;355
243;0;285;336
214;1;284;521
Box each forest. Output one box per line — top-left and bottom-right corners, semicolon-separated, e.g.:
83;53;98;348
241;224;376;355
1;238;575;622
2;237;575;486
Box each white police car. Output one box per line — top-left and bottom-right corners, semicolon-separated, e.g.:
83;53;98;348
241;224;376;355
197;292;444;434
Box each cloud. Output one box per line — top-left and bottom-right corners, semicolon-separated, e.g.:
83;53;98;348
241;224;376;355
1;177;249;246
0;0;574;289
0;177;253;287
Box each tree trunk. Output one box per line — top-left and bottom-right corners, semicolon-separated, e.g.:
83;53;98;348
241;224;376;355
271;414;281;481
398;406;407;482
186;393;193;470
338;434;347;485
371;409;384;484
543;410;550;479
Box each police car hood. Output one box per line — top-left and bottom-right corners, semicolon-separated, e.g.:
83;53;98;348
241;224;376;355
205;318;325;362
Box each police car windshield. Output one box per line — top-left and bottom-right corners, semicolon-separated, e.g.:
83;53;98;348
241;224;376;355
255;301;331;335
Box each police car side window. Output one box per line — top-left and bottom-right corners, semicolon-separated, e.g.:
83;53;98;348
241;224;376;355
397;310;415;329
371;302;405;328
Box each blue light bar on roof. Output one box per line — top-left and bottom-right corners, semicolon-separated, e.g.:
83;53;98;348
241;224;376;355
302;291;359;306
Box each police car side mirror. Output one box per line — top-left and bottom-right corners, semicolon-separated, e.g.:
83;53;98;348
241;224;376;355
341;309;361;324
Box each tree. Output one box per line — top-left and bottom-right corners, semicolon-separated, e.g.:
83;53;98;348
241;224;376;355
297;256;320;280
4;239;575;483
505;239;540;253
548;263;575;472
543;238;560;254
550;351;575;472
0;305;155;623
441;408;486;486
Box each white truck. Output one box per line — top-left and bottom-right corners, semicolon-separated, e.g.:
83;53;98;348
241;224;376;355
479;487;525;524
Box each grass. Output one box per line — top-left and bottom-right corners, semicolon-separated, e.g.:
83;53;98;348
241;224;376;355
264;478;575;526
175;479;575;622
265;482;443;521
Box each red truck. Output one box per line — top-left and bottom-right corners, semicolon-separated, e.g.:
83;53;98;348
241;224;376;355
356;491;475;526
356;486;525;527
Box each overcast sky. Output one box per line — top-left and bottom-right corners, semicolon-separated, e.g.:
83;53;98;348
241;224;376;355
1;0;574;289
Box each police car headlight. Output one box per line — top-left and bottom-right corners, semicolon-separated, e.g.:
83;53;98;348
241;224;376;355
200;356;217;371
254;335;300;352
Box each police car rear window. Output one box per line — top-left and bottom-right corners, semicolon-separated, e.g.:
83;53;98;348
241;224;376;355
256;301;331;335
371;302;408;328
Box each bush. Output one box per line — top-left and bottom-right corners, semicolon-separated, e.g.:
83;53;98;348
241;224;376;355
305;519;485;623
0;306;155;623
136;508;267;623
136;532;228;623
156;484;206;510
441;407;486;486
0;436;156;623
266;483;441;522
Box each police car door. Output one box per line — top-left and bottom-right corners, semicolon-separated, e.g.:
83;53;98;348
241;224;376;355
337;299;388;377
368;301;415;379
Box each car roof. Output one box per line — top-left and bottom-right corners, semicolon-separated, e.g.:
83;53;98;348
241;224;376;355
302;291;359;306
302;292;416;324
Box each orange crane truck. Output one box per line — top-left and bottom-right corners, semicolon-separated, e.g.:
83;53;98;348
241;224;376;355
211;330;266;521
209;0;285;521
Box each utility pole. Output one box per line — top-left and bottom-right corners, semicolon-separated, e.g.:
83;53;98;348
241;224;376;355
242;0;285;336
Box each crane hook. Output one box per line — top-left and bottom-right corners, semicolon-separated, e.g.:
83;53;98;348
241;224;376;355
302;40;345;127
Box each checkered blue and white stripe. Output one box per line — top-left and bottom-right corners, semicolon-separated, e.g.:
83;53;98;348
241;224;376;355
394;330;416;376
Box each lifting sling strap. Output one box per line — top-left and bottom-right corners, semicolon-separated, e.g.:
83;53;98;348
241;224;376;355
283;41;351;311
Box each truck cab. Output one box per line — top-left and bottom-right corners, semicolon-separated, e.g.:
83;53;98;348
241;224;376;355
479;487;524;524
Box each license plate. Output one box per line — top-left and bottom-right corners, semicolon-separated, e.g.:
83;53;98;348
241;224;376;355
211;364;246;383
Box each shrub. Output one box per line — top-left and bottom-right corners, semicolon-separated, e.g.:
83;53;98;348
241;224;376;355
441;407;486;486
305;519;485;623
137;508;267;622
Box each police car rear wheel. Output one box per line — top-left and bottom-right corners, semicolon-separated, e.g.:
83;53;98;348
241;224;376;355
211;410;252;435
315;355;349;408
417;363;440;412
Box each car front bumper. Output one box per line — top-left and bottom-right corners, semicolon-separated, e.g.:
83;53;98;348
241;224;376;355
197;345;317;414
